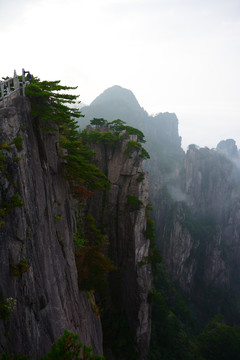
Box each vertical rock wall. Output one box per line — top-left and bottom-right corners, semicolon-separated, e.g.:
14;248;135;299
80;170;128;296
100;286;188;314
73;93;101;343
0;97;103;358
86;132;152;359
159;144;240;325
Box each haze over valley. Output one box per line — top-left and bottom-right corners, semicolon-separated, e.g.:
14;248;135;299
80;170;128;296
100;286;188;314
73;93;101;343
1;0;240;358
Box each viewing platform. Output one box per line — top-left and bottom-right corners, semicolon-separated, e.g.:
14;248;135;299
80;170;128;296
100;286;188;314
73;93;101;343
0;69;30;108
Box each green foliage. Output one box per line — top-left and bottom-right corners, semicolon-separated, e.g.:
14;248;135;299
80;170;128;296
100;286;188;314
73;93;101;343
80;129;119;147
0;297;17;320
26;78;81;141
75;245;115;292
146;210;162;276
26;78;110;195
73;233;86;249
40;330;105;360
124;140;142;156
62;138;110;193
126;195;143;212
83;119;147;147
11;136;23;151
146;203;154;211
85;215;108;246
73;212;88;250
148;265;240;359
148;266;195;360
54;214;62;221
25;79;82;130
90;118;108;127
146;212;155;242
0;330;104;360
0;193;24;227
124;141;149;160
108;119;146;143
100;132;119;146
0;208;6;218
0;142;11;151
3;193;24;211
140;147;150;159
124;125;146;143
108;119;126;132
75;215;115;292
197;316;240;359
9;193;24;207
26;79;115;302
10;259;30;276
136;172;145;182
127;195;143;205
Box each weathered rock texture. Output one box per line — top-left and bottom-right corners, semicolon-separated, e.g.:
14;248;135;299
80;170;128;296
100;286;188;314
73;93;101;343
86;129;152;359
159;144;240;325
80;85;185;238
0;97;103;358
79;85;240;328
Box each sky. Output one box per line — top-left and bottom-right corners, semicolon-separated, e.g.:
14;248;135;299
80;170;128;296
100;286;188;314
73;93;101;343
1;0;240;150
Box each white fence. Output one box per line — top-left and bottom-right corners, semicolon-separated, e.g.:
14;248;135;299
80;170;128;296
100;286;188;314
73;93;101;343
0;69;28;108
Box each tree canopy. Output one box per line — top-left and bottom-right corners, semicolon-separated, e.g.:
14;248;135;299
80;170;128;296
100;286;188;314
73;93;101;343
25;78;110;195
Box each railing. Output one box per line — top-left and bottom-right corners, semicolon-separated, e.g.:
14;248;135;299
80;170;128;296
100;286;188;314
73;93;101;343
0;69;29;108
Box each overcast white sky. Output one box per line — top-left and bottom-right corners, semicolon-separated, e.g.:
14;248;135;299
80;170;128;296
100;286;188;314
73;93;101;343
1;0;240;149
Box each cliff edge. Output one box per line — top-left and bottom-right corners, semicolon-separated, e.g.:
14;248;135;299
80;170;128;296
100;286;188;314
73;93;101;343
0;96;102;358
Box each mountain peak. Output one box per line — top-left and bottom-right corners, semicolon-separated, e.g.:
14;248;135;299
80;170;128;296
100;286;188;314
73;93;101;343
217;138;239;160
90;85;142;110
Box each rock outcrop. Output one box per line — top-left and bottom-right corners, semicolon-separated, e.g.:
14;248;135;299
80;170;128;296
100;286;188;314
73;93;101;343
0;97;103;358
79;84;240;328
80;85;185;235
159;144;240;325
0;95;152;359
85;128;152;359
217;139;240;161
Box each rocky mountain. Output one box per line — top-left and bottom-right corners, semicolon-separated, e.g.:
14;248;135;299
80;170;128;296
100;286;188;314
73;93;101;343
80;85;184;210
0;96;103;358
0;95;151;358
84;126;152;359
80;85;240;331
161;143;240;326
2;81;240;359
80;86;182;153
79;85;148;131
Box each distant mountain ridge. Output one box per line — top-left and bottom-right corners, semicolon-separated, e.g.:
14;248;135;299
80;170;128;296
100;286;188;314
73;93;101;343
79;85;240;334
90;85;141;109
79;85;148;130
80;84;184;176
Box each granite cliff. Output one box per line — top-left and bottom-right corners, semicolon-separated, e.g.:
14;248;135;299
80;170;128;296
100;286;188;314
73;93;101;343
0;96;103;357
84;125;152;359
158;141;240;326
0;94;151;358
80;85;240;331
80;85;184;205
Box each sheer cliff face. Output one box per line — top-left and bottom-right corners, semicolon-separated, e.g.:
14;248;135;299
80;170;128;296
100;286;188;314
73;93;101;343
0;97;102;358
80;85;185;246
183;145;240;217
86;132;152;359
159;144;240;324
183;146;240;291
